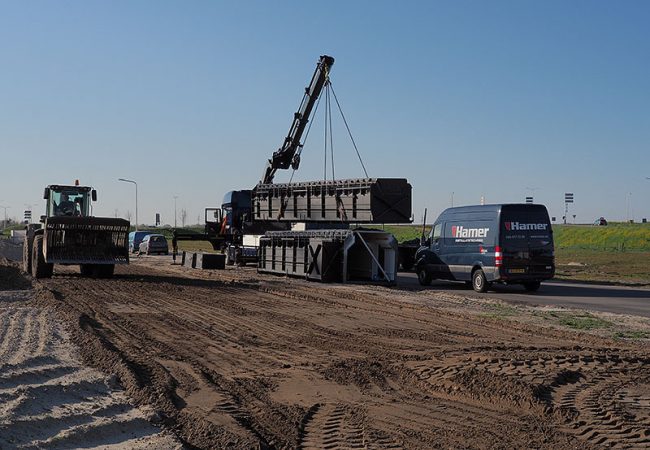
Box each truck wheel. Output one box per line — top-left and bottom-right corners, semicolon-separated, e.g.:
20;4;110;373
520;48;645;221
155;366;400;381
32;236;53;279
472;269;489;293
95;265;115;278
417;267;432;286
23;238;33;274
523;281;541;292
80;264;94;276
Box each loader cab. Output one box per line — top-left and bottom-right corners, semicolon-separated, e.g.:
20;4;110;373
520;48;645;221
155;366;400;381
44;185;96;218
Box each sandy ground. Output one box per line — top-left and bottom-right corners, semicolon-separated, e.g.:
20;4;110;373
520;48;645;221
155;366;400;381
1;239;650;449
19;256;649;449
0;262;182;448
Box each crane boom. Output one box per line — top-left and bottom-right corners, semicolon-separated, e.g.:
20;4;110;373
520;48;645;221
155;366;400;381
261;55;335;185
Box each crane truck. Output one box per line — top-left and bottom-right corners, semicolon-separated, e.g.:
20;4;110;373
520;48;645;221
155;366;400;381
23;182;130;278
176;55;412;282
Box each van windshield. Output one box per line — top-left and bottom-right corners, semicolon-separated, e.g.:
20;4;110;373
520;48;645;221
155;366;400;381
500;205;553;250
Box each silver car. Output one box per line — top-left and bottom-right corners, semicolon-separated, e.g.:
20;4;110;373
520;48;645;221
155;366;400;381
138;234;169;255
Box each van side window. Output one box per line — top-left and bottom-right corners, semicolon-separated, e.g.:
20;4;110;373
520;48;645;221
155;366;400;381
432;224;442;241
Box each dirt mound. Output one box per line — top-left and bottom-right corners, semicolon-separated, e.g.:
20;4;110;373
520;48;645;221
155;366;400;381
0;259;31;291
450;367;542;408
323;357;393;392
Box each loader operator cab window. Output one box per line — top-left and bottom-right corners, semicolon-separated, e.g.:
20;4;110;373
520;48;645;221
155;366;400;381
50;190;89;217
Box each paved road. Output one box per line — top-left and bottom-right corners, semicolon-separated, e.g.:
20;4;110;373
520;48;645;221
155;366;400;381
398;273;650;318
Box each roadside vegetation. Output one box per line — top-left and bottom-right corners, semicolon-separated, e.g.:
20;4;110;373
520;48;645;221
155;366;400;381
553;223;650;252
477;302;648;341
553;223;650;284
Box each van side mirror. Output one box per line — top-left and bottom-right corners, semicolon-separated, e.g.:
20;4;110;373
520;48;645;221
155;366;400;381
43;188;50;200
91;190;97;201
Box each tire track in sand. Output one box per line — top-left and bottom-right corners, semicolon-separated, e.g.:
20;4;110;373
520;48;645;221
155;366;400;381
300;403;402;450
406;350;650;449
0;301;181;449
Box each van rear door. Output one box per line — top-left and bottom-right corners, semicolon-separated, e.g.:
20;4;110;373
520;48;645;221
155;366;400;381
499;205;554;278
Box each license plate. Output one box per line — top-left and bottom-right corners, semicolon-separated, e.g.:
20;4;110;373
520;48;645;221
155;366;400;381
510;268;526;274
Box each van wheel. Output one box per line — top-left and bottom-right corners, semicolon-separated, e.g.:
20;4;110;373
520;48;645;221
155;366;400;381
472;269;489;293
524;281;541;292
417;267;432;286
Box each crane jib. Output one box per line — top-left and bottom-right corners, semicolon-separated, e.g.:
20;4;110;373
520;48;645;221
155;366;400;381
262;55;335;185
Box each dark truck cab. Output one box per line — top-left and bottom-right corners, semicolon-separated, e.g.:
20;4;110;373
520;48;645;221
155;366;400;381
415;204;555;292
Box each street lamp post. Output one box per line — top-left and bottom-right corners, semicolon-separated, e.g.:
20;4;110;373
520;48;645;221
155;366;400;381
118;178;138;230
173;195;178;228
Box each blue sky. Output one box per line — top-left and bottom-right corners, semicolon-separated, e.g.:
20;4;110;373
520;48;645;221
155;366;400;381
1;1;648;225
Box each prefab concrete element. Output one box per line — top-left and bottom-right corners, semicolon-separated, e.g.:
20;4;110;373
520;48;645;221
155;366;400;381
258;229;397;283
196;253;225;270
182;252;226;270
182;251;195;268
253;178;412;224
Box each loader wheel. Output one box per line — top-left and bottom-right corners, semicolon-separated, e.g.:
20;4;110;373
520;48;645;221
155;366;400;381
80;264;94;276
472;269;489;293
22;238;33;274
32;236;53;279
95;265;115;279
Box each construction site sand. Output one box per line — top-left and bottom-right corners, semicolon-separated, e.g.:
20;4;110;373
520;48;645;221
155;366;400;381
0;287;181;449
15;257;648;449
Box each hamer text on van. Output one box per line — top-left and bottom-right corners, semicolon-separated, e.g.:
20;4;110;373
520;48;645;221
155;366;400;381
451;226;490;238
505;222;548;231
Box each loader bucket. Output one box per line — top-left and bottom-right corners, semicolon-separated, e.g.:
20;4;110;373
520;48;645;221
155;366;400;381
44;217;130;264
